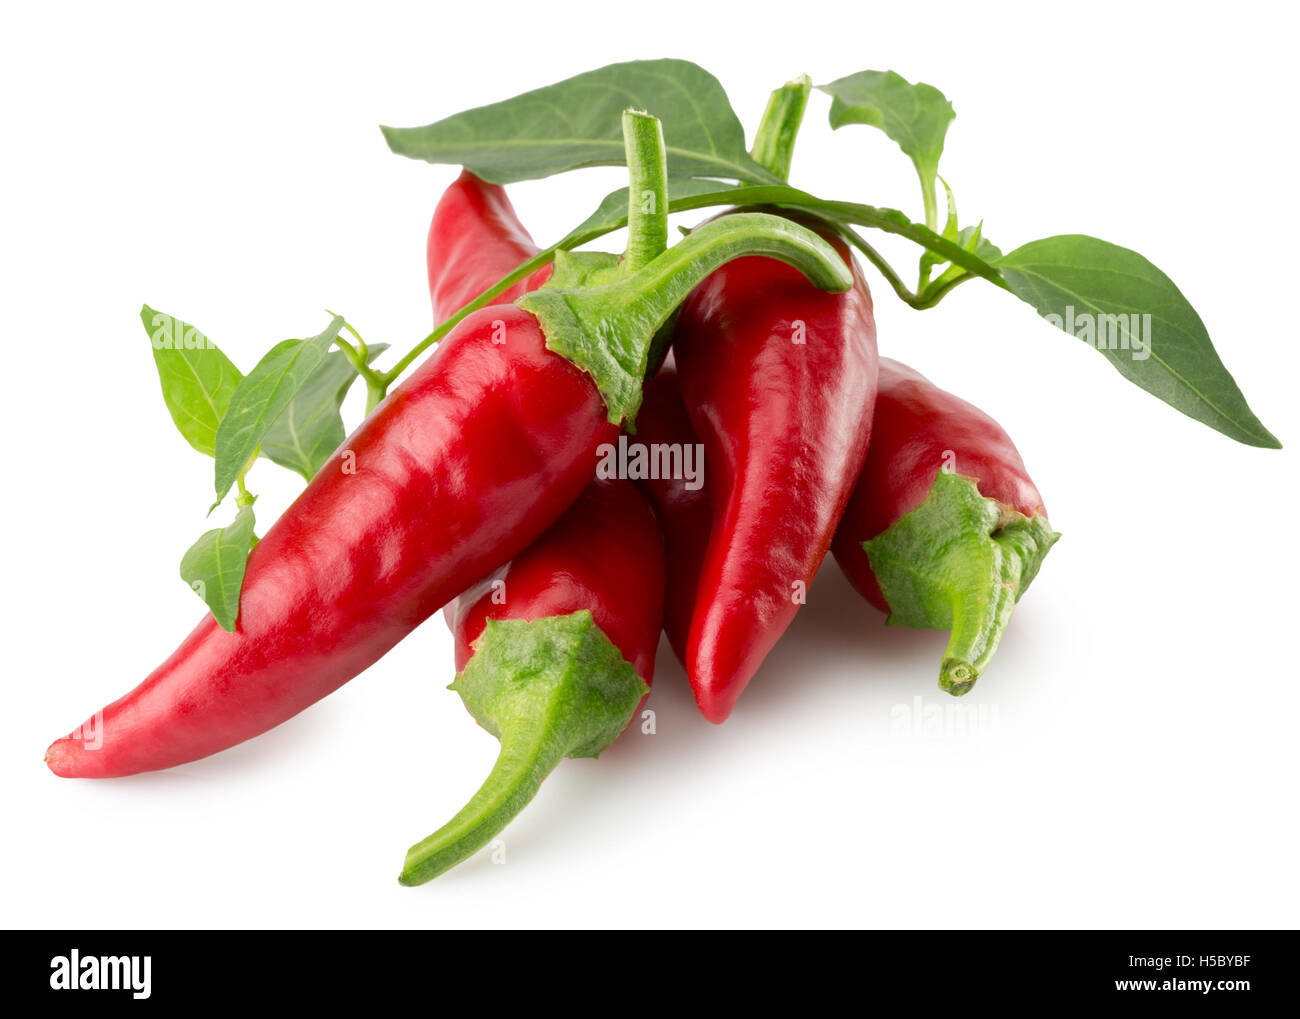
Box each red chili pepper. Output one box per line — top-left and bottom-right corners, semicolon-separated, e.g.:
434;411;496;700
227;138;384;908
400;476;664;884
831;357;1060;694
45;117;853;777
427;169;552;322
45;304;619;779
672;221;879;723
631;357;710;663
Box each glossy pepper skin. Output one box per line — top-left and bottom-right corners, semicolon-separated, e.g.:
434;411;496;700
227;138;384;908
47;323;618;779
672;222;878;723
832;357;1057;694
401;475;664;884
45;169;617;779
427;169;552;321
449;475;663;683
832;358;1047;612
631;357;711;663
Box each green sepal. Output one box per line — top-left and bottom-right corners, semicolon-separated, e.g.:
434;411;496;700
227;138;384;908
545;250;622;289
518;211;851;425
399;611;648;886
863;471;1060;696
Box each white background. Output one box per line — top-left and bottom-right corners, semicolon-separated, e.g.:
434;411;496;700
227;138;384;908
3;1;1297;929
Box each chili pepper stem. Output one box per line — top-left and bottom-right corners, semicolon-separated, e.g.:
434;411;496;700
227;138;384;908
400;715;565;885
620;110;669;274
862;472;1060;696
400;612;647;886
750;75;812;182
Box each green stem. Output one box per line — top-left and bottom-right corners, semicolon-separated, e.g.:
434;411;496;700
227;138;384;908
399;612;647;886
750;75;812;182
518;211;852;424
234;449;258;509
915;270;977;310
862;472;1060;697
621;110;668;274
919;167;939;233
401;715;564;884
838;226;922;307
379;249;552;386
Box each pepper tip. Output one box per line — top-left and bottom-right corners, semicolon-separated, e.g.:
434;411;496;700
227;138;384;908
939;659;978;697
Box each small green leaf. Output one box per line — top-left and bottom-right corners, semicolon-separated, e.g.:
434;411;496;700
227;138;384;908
142;305;243;457
212;316;345;503
819;70;955;217
180;503;257;631
381;59;778;185
997;236;1280;448
261;343;388;481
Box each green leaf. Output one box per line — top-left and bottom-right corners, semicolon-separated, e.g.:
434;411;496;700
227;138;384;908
381;59;778;185
864;471;1059;696
180;503;257;631
142;305;243;457
261;343;388;481
212;316;345;503
819;70;955;217
997;236;1280;448
400;611;648;885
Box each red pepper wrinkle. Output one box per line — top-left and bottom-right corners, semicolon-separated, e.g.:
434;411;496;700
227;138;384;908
831;357;1048;613
674;231;879;724
46;305;618;778
449;475;665;686
428;169;552;322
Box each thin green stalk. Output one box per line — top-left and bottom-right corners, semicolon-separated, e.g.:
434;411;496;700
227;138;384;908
379;249;553;385
621;110;668;273
751;75;812;182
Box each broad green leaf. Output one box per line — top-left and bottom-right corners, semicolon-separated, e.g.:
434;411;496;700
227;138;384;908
819;70;955;208
213;316;345;502
261;343;389;481
180;503;257;631
142;305;243;457
997;236;1279;448
381;59;779;185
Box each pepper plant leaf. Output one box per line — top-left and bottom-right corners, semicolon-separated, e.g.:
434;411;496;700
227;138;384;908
180;503;257;631
212;316;345;503
381;59;779;184
819;70;955;221
142;305;243;457
997;235;1279;448
261;343;389;481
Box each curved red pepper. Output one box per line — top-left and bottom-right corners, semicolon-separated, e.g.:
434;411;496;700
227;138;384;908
832;357;1058;693
45;304;618;778
427;169;552;321
672;224;879;723
401;475;664;883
